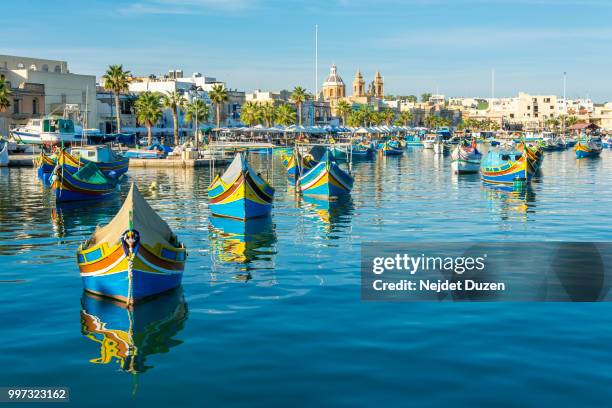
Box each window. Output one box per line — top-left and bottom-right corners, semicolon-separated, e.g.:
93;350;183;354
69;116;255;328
82;91;86;103
42;64;49;72
54;65;61;73
32;99;38;114
61;94;67;103
13;99;20;114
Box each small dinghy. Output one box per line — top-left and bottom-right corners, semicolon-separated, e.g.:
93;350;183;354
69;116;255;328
451;140;482;174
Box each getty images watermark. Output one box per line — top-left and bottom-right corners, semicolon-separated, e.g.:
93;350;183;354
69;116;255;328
361;242;612;302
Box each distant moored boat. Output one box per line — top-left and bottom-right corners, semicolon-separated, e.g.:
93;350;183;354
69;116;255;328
208;152;275;220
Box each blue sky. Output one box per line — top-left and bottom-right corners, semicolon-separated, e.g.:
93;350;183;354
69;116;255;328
6;0;612;100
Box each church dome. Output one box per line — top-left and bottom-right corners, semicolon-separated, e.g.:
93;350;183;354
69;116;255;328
323;64;344;86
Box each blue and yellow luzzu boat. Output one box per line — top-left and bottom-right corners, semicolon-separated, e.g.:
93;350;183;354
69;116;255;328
63;145;129;177
352;143;373;159
379;140;404;156
77;183;186;304
34;152;56;184
52;159;118;203
208;153;275;220
480;147;534;185
80;288;187;373
281;150;316;186
517;142;543;173
298;149;354;198
575;137;603;159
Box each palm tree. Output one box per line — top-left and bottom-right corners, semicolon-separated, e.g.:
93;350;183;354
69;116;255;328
381;108;395;125
184;99;211;144
240;101;260;127
0;78;12;112
260;103;276;127
209;84;229;128
134;92;162;146
565;115;580;129
290;86;309;126
161;91;186;146
421;93;432;103
275;104;295;126
102;64;131;133
396;111;412;126
336;100;352;126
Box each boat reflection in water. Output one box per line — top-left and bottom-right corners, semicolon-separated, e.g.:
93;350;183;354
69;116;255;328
482;183;536;221
51;200;120;239
300;194;354;236
208;215;277;281
80;288;188;374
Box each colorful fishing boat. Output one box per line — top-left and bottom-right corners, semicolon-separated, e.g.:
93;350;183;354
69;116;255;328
451;141;482;174
379;141;404;156
575;136;603;158
281;150;316;185
67;145;129;177
34;152;56;182
298;149;354;197
330;145;350;161
52;158;118;202
404;134;423;146
516;142;544;173
480;146;534;185
352;143;373;159
208;152;275;220
80;289;187;373
77;183;187;304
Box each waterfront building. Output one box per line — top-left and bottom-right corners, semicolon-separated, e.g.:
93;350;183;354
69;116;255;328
0;54;96;134
245;89;291;105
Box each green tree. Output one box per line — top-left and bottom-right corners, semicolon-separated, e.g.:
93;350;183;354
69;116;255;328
565;115;580;129
209;84;229;128
134;92;162;146
336;100;352;126
161;91;186;146
290;86;309;126
260;103;276;127
406;95;417;103
381;108;396;125
275;104;296;126
421;93;432;103
184;99;211;144
396;110;412;126
240;101;260;127
0;78;12;112
545;117;559;131
102;64;131;133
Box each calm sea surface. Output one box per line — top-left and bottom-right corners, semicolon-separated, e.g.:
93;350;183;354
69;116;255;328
1;147;612;407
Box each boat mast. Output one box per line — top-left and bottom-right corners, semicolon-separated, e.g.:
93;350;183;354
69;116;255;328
82;85;88;146
315;24;318;101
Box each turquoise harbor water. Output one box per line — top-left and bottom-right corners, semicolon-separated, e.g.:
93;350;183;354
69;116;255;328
1;147;612;406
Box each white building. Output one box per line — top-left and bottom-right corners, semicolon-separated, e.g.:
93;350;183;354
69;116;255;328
0;54;97;127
